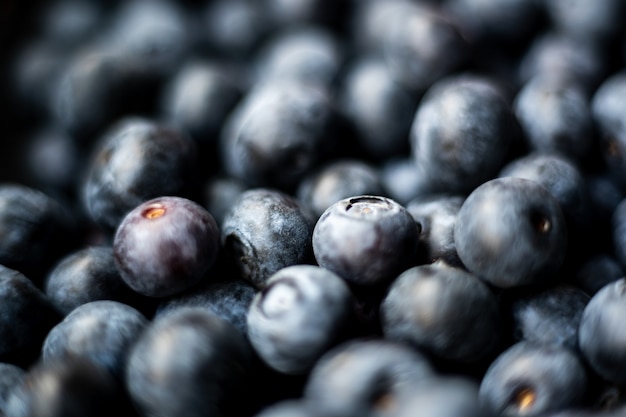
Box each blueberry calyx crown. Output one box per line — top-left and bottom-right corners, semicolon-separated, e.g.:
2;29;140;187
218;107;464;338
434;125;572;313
343;195;395;218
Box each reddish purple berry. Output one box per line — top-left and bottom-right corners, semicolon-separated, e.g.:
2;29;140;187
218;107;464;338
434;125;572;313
113;196;219;298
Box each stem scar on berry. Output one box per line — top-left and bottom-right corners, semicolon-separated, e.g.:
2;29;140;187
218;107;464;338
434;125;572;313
606;137;620;158
372;392;396;412
142;204;166;219
513;386;536;412
530;211;551;234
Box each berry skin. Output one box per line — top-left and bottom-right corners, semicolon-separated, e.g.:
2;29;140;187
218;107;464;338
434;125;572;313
519;32;608;94
393;376;490;417
508;285;590;351
113;196;220;298
0;265;62;366
0;362;24;414
513;76;595;162
156;278;256;335
339;57;416;160
545;0;626;43
221;188;314;288
578;278;626;387
5;356;130;417
125;308;253;417
612;199;626;270
0;183;76;283
575;254;624;296
499;153;591;231
254;26;342;88
160;60;242;146
44;246;141;315
407;194;464;267
252;399;330;417
592;70;626;186
381;3;469;92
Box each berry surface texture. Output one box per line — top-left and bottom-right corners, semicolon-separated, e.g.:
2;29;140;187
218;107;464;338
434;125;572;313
3;1;626;416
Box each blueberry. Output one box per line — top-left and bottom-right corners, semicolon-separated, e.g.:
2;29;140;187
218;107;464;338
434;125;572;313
220;81;337;190
113;196;220;298
0;362;25;415
592;71;626;137
518;32;608;93
247;265;353;374
202;176;248;228
0;265;62;366
102;0;190;80
592;70;626;185
5;356;131;417
544;0;626;44
513;76;595;162
381;3;469;92
454;177;568;288
44;246;141;315
254;26;342;88
410;75;521;194
11;40;68;118
380;261;501;363
221;188;314;288
0;183;76;283
339;56;417;160
392;376;490;417
587;172;626;225
578;278;626;386
350;0;418;53
479;341;587;417
125;308;253;417
379;157;434;206
611;199;626;270
83;117;198;230
540;409;625;417
297;160;386;219
42;300;148;378
160;60;242;147
157;278;256;335
199;0;270;58
406;194;464;267
575;254;624;296
312;195;419;286
23;126;83;199
303;339;433;417
38;0;105;50
445;0;543;44
51;50;148;142
508;286;590;351
252;399;330;417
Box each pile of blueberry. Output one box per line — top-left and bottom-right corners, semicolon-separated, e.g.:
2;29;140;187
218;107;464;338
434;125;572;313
3;0;626;416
